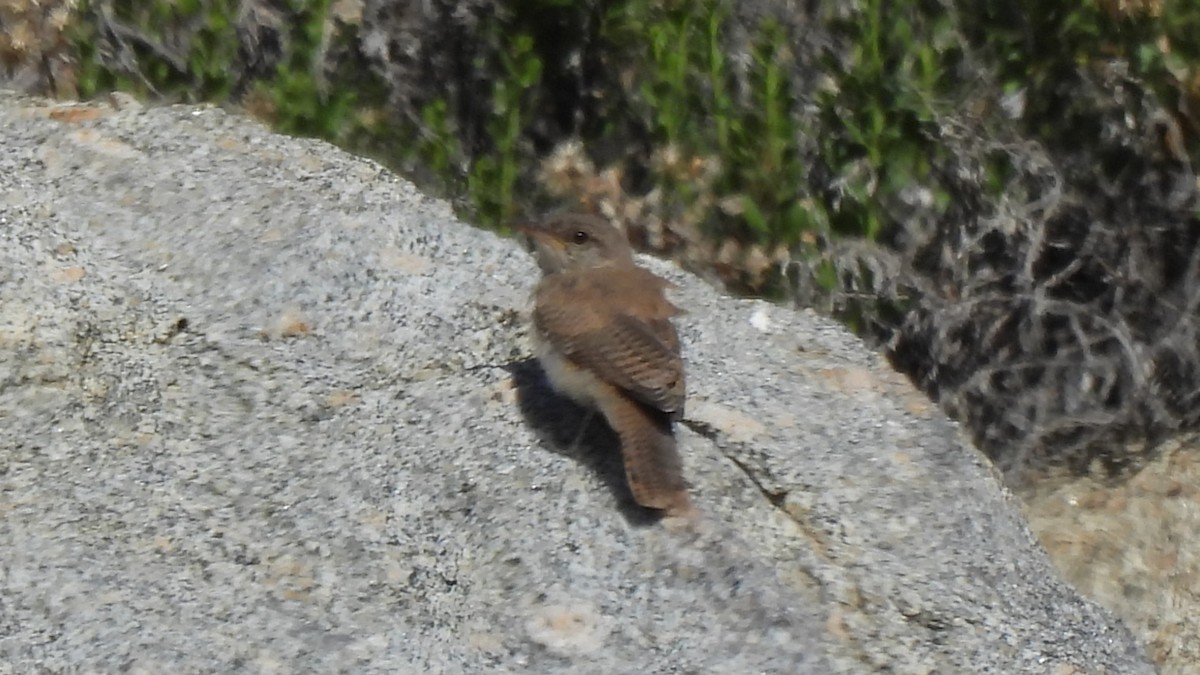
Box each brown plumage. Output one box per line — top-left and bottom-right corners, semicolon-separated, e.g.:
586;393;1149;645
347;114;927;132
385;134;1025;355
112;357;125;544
520;213;692;515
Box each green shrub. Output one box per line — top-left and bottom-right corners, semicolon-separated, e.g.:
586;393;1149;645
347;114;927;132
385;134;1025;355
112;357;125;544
72;0;371;147
65;0;1200;266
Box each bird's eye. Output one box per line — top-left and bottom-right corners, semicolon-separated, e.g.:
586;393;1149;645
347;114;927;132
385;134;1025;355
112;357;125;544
572;230;590;244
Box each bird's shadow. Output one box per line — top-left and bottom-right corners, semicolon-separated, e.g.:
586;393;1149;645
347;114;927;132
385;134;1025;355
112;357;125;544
507;358;663;526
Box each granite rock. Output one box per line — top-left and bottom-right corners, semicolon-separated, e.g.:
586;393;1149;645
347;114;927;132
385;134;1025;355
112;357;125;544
0;92;1153;673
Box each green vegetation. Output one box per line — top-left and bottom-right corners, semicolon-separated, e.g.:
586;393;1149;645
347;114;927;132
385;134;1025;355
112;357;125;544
607;2;819;247
959;0;1200;165
72;0;243;101
62;0;1200;269
818;5;957;241
466;32;543;231
71;0;373;145
261;0;355;140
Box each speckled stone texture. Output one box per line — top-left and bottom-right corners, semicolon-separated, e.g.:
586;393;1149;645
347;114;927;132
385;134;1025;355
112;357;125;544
0;91;1153;674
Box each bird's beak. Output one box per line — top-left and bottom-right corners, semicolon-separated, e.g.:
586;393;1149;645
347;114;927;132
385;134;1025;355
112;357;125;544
515;224;564;251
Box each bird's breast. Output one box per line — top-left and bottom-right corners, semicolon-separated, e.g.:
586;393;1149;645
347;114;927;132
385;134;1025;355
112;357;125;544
531;326;607;410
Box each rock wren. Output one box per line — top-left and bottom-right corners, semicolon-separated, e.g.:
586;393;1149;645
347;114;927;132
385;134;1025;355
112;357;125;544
519;213;692;515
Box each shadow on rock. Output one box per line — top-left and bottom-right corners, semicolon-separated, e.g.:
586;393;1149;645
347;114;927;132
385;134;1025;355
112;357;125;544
507;357;663;526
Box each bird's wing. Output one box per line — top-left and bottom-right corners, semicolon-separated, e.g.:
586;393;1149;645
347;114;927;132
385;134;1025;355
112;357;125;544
534;268;686;418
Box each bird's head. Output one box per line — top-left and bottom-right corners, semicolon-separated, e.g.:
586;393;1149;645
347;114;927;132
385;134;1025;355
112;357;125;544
517;213;634;274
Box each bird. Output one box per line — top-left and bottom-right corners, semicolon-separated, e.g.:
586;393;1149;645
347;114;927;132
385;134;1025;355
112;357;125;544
518;212;693;516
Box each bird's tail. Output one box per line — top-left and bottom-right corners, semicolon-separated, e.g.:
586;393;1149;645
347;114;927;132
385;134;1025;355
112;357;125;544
600;393;692;515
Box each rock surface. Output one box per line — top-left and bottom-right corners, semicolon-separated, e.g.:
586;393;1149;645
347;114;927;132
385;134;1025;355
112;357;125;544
0;91;1153;673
